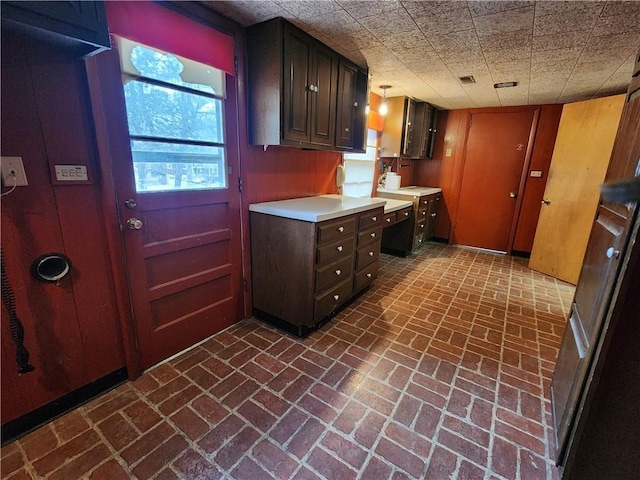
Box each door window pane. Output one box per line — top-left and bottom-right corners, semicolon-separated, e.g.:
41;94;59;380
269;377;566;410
124;81;224;143
131;141;226;192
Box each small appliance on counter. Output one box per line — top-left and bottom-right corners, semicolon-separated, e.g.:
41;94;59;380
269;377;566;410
377;171;401;190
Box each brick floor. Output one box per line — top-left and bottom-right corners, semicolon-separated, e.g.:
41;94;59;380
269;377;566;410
1;244;574;479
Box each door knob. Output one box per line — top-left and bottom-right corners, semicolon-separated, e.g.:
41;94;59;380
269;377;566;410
606;247;620;259
541;199;551;205
509;192;518;198
127;218;143;230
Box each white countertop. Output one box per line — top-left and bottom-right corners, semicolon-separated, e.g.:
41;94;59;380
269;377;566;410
377;186;442;196
381;198;413;213
249;195;386;222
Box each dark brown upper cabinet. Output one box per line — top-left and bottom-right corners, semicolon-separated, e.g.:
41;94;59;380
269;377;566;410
379;96;415;158
246;17;367;152
335;58;368;152
1;1;110;57
411;102;438;159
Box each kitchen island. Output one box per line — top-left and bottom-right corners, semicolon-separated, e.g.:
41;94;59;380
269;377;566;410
249;195;386;336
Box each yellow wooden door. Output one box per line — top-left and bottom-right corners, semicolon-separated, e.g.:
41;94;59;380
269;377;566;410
529;95;625;284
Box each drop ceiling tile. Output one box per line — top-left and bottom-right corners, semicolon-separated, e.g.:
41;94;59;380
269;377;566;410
584;32;640;52
406;57;450;75
533;10;600;37
479;29;532;50
468;1;534;18
427;28;480;53
381;29;431;53
558;92;596;104
576;50;635;70
358;6;418;38
472;7;534;37
534;1;604;17
600;1;640;18
275;0;342;19
338;0;403;19
404;2;475;36
205;0;285;26
532;31;588;52
488;62;531;81
591;12;640;37
528;93;561;105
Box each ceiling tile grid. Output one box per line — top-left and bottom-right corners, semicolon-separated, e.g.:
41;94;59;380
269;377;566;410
203;0;640;109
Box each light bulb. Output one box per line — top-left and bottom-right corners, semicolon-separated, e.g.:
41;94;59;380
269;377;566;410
379;101;388;116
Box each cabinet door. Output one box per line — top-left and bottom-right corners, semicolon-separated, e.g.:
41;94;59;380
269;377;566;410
402;98;416;156
335;59;358;149
353;68;369;152
283;28;311;143
2;1;109;54
309;43;337;146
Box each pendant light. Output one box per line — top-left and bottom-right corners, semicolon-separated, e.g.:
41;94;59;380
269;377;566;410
379;85;391;116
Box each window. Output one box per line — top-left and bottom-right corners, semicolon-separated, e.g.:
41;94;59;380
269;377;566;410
342;129;379;197
118;37;228;192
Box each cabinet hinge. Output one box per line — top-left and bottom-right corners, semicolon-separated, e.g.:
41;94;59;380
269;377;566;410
243;278;248;292
238;177;244;193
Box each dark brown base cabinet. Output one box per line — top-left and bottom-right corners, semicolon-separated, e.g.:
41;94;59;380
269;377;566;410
250;206;384;337
377;190;441;256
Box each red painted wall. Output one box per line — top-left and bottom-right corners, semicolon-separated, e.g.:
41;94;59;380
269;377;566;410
1;32;125;423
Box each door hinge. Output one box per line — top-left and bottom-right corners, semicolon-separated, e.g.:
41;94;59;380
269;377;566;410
238;177;243;193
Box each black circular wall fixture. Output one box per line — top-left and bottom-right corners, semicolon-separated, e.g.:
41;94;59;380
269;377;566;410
31;253;72;283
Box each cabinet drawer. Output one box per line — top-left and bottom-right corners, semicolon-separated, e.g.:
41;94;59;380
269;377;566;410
358;226;383;247
383;212;396;227
417;207;428;222
415;218;427;235
317;216;356;244
354;262;378;292
359;207;384;230
356;239;381;270
418;195;430;208
315;256;353;293
413;232;425;250
316;237;355;266
397;207;412;222
314;278;352;321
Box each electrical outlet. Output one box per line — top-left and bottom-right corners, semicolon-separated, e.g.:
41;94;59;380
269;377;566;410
1;156;28;186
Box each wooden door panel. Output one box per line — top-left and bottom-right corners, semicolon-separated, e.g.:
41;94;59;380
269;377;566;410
310;44;336;146
283;29;310;143
529;95;625;284
454;110;536;251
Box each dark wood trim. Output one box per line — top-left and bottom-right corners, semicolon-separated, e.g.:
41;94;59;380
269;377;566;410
1;368;128;446
506;107;540;255
84;54;142;379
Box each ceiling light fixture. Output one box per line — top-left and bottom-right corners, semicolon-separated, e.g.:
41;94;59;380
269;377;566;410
379;85;391;116
494;81;518;89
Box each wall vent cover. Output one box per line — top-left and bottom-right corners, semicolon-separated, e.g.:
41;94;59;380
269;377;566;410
458;75;476;84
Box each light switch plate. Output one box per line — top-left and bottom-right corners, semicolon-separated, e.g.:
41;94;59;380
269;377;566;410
55;165;88;181
1;156;28;186
530;170;543;178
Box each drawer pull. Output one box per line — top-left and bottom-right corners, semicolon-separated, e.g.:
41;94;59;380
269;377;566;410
372;216;377;221
333;294;340;301
386;218;392;223
420;224;425;229
368;251;374;257
431;213;437;217
404;212;409;217
370;232;376;238
366;273;372;278
337;245;343;252
422;211;427;216
335;269;341;276
338;226;344;232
